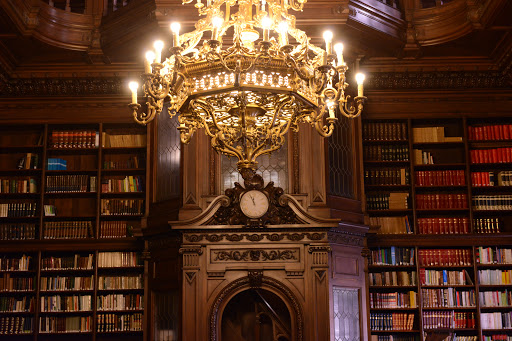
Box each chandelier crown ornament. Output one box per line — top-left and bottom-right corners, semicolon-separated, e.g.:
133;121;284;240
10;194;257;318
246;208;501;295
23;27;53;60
128;0;366;180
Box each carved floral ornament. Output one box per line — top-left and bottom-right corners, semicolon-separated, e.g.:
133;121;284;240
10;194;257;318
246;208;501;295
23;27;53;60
212;249;298;262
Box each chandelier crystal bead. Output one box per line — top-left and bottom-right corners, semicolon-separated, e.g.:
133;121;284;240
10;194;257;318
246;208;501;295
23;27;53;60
129;0;366;179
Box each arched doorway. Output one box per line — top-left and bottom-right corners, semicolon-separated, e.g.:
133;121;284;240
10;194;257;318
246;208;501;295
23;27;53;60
220;289;291;341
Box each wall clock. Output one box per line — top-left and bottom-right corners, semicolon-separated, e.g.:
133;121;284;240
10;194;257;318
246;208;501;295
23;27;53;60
239;190;269;219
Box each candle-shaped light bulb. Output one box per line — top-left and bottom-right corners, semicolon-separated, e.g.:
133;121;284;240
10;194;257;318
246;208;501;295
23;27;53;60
262;16;271;42
323;30;333;55
261;0;266;11
153;40;164;63
327;101;336;119
170;22;181;47
212;16;223;40
278;21;289;46
334;43;344;66
144;51;155;73
355;73;365;97
128;81;138;104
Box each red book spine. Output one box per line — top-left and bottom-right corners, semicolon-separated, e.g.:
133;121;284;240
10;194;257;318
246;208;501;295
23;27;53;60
468;126;474;140
499;125;504;140
483;126;489;140
504;124;511;140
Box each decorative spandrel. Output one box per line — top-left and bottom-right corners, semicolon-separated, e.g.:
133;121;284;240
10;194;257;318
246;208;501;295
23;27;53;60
157;105;181;201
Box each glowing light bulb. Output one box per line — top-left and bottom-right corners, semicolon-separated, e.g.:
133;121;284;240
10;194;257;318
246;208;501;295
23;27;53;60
128;81;138;104
153;40;164;63
170;22;181;47
212;17;223;40
262;16;271;42
278;21;289;46
144;51;155;73
323;30;333;54
334;43;344;66
355;73;365;97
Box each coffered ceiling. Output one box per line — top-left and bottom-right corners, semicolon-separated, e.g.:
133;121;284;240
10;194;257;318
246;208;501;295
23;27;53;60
0;0;510;86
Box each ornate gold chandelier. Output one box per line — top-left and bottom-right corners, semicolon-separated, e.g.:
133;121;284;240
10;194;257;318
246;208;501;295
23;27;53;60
128;0;366;179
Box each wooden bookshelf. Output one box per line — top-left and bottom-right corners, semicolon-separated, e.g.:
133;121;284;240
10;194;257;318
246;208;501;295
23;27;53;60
0;123;146;340
364;118;512;341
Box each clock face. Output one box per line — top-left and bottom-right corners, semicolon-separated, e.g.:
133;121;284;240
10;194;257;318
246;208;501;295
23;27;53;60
240;190;269;219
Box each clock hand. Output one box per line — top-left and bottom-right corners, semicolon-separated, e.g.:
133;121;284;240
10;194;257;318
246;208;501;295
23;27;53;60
250;195;255;205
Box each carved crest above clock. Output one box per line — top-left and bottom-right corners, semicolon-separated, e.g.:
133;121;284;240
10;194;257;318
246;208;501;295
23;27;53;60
207;174;301;227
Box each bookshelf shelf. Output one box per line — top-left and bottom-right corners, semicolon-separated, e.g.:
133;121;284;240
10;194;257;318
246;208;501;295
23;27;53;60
369;285;417;290
370;330;420;333
421;307;476;310
362;140;409;145
412;142;465;148
414;163;466;169
364;161;410;166
369;307;418;311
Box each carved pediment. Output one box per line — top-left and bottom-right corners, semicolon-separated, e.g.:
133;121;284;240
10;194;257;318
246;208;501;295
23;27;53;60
169;184;339;230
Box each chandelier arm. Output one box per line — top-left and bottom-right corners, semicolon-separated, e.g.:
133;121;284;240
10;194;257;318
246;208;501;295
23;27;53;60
314;119;335;138
268;96;293;130
144;78;171;101
339;95;366;119
189;99;220;138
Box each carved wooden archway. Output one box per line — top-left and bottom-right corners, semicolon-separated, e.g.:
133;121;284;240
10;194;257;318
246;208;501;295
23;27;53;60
209;275;304;341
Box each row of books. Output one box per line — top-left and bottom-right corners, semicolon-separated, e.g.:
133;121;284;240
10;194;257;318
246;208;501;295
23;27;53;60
369;247;415;266
363;122;408;141
417;217;470;235
412;127;461;143
416;194;467;209
103;155;143;169
46;158;67;170
101;175;144;193
97;251;141;268
40;295;92;312
100;199;144;216
419;269;472;286
364;145;409;161
0;178;37;194
474;218;501;234
0;203;37;217
370;312;414;331
100;221;132;238
418;249;472;267
39;315;91;333
102;132;146;148
367;193;409;210
41;254;93;271
483;335;512;341
421;288;476;308
369;291;417;308
46;175;95;193
50;130;99;149
96;312;143;332
0;276;33;291
478;270;512;285
98;275;143;290
472;171;512;187
472;195;512;210
422;311;475;329
0;223;36;240
0;316;32;334
470;148;512;164
413;149;435;165
43;221;93;239
17;153;39;170
415;170;466;186
370;216;412;234
0;297;34;312
468;124;512;141
481;312;512;330
418;218;464;237
43;205;56;216
365;168;410;186
97;293;143;311
40;276;94;291
370;336;419;341
479;290;512;307
368;271;417;286
477;247;512;265
0;255;32;271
